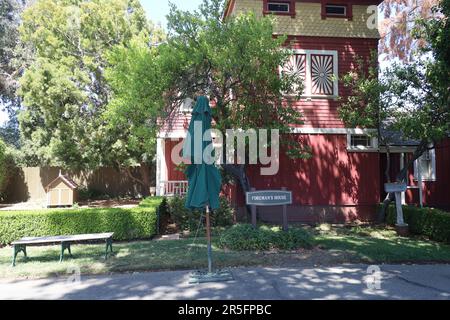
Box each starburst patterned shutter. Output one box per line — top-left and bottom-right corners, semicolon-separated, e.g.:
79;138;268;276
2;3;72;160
311;54;334;95
282;54;306;92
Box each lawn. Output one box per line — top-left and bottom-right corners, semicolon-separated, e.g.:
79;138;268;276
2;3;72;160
1;224;450;280
0;238;329;279
314;224;450;263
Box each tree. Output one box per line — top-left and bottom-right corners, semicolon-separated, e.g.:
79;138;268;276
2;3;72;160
0;138;16;201
104;33;166;191
18;0;161;195
0;0;28;146
152;0;306;209
341;0;450;221
379;0;440;61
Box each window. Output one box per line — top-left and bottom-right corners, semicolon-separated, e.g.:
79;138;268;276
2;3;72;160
281;49;338;97
268;2;289;13
414;149;436;181
179;97;194;113
325;4;346;16
351;135;371;148
321;3;352;20
347;134;378;151
263;0;295;17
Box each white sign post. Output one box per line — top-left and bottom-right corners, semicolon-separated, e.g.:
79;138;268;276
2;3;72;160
385;182;409;236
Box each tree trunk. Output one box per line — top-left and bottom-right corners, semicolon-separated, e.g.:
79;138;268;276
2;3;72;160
121;163;151;198
378;140;430;222
222;163;253;218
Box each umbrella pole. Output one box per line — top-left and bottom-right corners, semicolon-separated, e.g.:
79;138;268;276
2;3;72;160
205;205;213;274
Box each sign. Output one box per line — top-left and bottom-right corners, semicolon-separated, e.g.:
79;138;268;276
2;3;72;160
384;182;407;193
246;190;292;206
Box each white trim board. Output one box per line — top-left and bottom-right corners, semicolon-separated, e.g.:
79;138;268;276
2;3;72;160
291;128;377;135
158;128;378;137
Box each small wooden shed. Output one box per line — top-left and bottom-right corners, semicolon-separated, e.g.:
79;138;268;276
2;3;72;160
46;173;79;207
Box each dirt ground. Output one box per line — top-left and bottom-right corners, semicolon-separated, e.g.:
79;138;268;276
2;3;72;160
0;199;140;211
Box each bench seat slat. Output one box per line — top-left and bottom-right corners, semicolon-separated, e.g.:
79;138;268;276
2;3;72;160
12;233;114;245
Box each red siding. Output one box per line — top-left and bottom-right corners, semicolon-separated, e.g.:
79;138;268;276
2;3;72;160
406;139;450;209
165;139;186;181
286;36;379;128
379;139;450;210
245;134;380;206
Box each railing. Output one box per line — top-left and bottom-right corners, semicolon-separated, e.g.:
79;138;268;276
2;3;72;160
160;181;188;196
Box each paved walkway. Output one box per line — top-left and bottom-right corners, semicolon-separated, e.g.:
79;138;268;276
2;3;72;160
1;264;450;300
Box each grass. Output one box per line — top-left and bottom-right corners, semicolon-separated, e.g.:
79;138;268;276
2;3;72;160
313;224;450;263
0;238;312;279
2;224;450;280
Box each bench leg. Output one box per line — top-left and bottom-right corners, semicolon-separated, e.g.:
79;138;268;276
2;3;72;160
60;242;72;262
12;245;27;267
105;238;113;260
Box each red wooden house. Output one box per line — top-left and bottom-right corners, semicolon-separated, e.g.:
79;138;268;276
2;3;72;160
156;0;450;223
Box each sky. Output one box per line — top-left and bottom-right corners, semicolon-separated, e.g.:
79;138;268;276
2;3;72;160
140;0;204;29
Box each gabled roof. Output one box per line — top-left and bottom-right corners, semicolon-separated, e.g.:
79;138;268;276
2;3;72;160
46;174;79;190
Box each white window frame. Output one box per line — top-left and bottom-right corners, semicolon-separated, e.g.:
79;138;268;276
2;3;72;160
414;148;436;181
346;133;379;152
283;49;339;99
325;4;347;16
179;97;194;113
267;2;290;13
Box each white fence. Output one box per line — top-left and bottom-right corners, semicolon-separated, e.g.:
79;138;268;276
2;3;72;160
160;181;188;196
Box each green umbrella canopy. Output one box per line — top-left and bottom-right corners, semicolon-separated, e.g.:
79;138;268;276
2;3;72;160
182;96;222;210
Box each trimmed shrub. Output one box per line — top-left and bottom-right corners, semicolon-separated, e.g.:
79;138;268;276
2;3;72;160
167;195;235;231
219;224;314;251
0;197;164;245
387;205;450;243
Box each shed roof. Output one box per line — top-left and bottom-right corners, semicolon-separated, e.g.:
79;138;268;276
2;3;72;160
46;174;79;190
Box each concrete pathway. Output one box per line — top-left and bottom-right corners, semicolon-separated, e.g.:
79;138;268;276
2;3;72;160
1;264;449;300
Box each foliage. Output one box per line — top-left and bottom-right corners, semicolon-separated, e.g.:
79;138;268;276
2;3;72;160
77;187;111;201
166;195;235;231
104;34;166;178
108;0;309;201
340;1;449;221
17;0;161;185
0;197;164;245
0;0;28;147
0;138;17;201
380;0;440;61
161;0;306;154
386;205;450;244
219;224;314;251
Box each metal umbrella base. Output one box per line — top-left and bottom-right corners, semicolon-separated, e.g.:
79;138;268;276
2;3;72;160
189;269;234;284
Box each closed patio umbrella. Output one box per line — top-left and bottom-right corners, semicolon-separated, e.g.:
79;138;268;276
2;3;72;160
182;96;232;283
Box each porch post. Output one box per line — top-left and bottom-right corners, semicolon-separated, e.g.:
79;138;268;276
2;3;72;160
418;161;423;208
400;153;406;205
156;138;167;196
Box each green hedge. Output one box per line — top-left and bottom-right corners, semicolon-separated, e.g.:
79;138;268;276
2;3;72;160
219;224;314;251
0;197;164;245
166;195;235;231
387;205;450;243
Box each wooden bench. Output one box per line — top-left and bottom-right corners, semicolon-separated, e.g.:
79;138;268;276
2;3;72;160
11;232;114;266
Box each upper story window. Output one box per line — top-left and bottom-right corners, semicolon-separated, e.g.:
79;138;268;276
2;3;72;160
322;3;353;20
414;149;436;181
263;0;296;18
268;2;289;13
326;5;346;16
281;49;339;98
